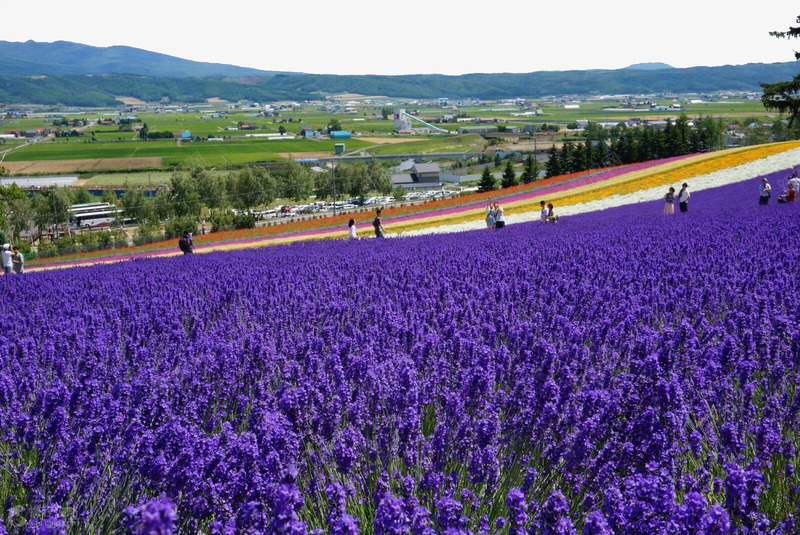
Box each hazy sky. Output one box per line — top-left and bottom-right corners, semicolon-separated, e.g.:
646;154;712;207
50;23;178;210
4;0;799;75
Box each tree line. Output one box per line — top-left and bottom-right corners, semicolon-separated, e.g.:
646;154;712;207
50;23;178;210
545;116;725;177
0;159;399;252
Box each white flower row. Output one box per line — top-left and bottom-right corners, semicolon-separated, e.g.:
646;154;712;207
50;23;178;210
393;147;800;238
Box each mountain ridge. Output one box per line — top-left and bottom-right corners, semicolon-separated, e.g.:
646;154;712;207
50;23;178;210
0;40;295;78
623;62;675;70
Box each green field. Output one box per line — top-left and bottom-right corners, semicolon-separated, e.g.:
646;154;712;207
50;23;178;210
6;138;374;164
365;134;487;155
82;170;230;187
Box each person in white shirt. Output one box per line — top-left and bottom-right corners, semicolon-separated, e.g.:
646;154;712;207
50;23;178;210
787;172;800;194
347;219;358;239
759;177;771;206
1;244;12;275
540;200;549;223
678;183;690;213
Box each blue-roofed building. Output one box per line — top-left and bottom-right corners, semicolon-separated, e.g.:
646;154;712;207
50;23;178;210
181;131;192;139
330;130;351;139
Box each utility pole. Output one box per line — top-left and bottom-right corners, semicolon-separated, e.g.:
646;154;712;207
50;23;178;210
332;163;337;216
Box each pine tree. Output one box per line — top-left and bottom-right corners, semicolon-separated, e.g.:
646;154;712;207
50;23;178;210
520;154;540;183
501;160;518;188
545;146;562;178
477;167;496;192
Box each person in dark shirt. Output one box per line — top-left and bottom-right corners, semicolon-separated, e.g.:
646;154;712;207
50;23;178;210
372;209;385;238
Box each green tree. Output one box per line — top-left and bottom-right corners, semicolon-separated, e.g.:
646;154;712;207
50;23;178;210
0;184;27;240
337;161;371;199
121;185;152;222
501;160;518;188
192;166;225;212
71;187;94;205
170;172;202;218
0;165;9;176
7;197;33;241
278;161;313;201
367;159;393;194
392;185;407;201
545;146;562;178
31;187;72;237
520;153;541;183
101;189;118;206
493;152;502;167
762;16;800;134
315;168;334;200
278;125;287;135
327;118;342;133
477;167;496;192
152;187;174;221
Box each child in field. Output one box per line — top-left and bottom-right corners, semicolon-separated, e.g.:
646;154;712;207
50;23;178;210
540;200;549;223
547;203;558;223
348;219;358;239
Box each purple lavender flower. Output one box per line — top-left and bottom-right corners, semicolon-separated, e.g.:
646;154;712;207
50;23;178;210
700;503;730;535
581;511;611;535
506;488;528;535
374;492;408;535
123;497;177;535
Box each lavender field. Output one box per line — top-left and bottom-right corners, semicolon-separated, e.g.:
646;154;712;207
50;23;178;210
2;170;800;534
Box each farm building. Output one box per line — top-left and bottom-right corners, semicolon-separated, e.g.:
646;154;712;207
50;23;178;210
330;131;352;139
391;163;441;190
457;125;499;135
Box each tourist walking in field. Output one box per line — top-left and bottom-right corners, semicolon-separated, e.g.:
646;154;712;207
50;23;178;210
348;219;358;239
178;231;194;254
678;183;690;212
486;201;496;229
664;187;676;215
540;200;549;223
493;202;506;229
12;246;24;274
373;209;385;238
778;183;796;204
547;203;559;223
759;177;771;206
1;244;12;275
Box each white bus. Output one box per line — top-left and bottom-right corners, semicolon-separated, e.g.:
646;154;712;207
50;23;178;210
73;209;130;229
68;202;113;216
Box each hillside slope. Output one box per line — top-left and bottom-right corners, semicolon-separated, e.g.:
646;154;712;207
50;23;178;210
0;40;293;78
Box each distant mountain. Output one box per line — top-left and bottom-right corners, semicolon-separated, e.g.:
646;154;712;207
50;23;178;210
623;62;675;70
0;40;295;78
0;61;797;107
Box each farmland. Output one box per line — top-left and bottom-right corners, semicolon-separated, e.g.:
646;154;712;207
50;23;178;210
0;96;776;181
5;138;375;166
